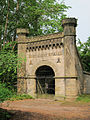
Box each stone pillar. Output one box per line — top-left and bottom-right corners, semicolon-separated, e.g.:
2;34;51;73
27;76;36;97
62;18;78;99
55;78;65;99
17;29;29;94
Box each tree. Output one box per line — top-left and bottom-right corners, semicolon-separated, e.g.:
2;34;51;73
0;0;17;48
77;37;90;72
3;0;10;44
0;0;69;49
18;0;69;36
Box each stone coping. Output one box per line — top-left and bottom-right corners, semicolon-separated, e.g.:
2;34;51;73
17;32;63;43
27;32;63;42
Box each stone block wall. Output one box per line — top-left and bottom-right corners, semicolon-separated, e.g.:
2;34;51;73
75;46;84;94
84;72;90;94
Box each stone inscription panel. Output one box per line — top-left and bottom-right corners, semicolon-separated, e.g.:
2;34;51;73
28;47;63;58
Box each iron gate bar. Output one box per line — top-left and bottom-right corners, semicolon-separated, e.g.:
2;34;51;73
36;76;55;94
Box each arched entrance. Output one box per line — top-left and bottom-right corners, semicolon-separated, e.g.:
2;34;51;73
35;65;55;95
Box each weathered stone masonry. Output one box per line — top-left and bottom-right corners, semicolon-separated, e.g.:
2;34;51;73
17;18;90;99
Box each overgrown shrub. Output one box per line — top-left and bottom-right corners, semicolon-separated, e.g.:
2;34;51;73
0;83;13;102
0;83;33;103
0;41;26;90
0;41;17;90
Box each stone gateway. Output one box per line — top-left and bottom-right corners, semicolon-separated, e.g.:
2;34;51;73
17;18;90;100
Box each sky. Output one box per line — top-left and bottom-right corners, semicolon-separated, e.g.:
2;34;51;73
64;0;90;42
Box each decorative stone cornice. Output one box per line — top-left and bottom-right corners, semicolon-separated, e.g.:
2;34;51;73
27;37;63;51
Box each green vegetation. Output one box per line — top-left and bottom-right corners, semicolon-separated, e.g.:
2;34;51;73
0;83;33;103
0;83;13;102
0;41;26;90
9;94;33;101
76;94;90;102
77;37;90;72
0;42;17;90
0;0;69;49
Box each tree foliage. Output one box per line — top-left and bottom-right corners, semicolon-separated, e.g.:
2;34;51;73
77;37;90;72
19;0;69;35
0;83;13;102
0;41;24;89
0;0;69;49
0;42;17;89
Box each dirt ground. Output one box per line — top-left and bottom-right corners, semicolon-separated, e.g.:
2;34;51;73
0;99;90;120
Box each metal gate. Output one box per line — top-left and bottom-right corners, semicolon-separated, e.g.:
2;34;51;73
36;76;55;95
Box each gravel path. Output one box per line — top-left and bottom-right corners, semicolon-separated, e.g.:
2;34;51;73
0;99;90;120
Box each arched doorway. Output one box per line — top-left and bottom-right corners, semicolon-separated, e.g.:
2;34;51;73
35;65;55;95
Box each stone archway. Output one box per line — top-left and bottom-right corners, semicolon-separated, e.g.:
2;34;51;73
31;60;58;76
35;65;55;95
26;61;59;97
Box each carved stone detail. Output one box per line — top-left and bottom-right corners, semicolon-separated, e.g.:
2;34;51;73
27;38;63;51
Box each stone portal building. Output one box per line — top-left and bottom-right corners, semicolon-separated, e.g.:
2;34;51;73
17;18;90;99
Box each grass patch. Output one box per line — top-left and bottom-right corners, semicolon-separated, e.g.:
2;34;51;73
76;94;90;102
9;94;33;101
36;94;55;99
